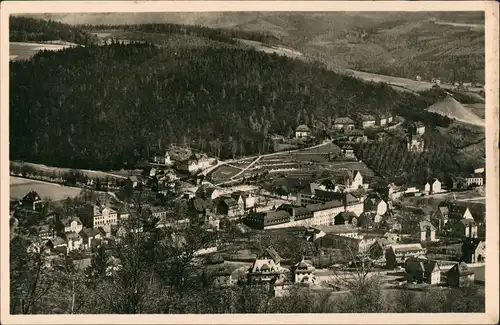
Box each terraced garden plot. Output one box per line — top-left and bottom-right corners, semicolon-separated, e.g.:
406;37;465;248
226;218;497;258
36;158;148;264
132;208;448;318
230;159;256;168
209;165;241;181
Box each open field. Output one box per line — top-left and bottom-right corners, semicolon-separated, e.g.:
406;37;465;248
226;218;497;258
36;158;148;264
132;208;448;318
105;169;143;177
237;39;306;60
10;161;127;179
260;142;341;161
346;69;455;93
10;42;79;61
258;154;374;175
433;20;484;31
10;176;82;201
440;191;485;203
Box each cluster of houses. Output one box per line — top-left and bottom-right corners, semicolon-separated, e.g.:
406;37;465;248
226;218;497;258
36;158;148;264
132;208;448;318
186;185;258;227
294;113;396;140
216;246;336;295
386;169;485;200
19;197;140;255
12;189;200;255
415;74;483;90
294;115;430;157
393;226;485;288
218;222;485;297
240;168;485;235
151;145;217;175
243;170;371;230
227;162;486;293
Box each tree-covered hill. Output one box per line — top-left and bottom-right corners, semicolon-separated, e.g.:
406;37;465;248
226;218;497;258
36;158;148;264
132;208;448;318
9;16;96;45
10;42;430;170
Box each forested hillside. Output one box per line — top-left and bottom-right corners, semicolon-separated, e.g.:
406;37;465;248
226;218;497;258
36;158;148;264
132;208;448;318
10;42;430;170
9;16;96;45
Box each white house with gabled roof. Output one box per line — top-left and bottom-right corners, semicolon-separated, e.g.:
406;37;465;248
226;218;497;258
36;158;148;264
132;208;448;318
424;179;442;195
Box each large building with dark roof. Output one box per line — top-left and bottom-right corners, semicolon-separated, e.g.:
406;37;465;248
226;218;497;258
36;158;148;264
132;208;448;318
244;193;363;230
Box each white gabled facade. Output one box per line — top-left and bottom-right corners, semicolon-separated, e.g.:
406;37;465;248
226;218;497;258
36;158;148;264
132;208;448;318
424;179;442;195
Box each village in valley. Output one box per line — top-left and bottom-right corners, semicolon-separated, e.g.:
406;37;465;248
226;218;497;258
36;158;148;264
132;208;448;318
8;11;489;314
10;105;486;299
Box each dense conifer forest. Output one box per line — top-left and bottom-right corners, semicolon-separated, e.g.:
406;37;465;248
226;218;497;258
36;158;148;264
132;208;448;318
10;41;432;170
9;16;96;45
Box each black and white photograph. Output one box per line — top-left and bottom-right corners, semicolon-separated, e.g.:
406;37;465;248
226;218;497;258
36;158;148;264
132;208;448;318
2;1;499;324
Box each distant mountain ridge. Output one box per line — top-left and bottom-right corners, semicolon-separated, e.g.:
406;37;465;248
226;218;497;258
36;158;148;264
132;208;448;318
24;12;485;84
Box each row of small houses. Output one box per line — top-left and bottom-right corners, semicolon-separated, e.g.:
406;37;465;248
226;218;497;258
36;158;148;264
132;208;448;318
389;173;485;200
415;75;484;88
30;221;142;255
295;114;396;139
31;221;219;259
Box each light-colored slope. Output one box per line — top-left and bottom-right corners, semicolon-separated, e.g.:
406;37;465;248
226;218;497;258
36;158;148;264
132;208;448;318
427;95;485;127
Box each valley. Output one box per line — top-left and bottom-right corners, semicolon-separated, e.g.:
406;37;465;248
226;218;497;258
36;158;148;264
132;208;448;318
8;13;488;316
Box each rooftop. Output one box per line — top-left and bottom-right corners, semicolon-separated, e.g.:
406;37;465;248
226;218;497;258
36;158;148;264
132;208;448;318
391;243;424;253
65;231;81;241
344;129;365;136
361;114;375;121
221;197;239;208
334;117;355;125
310;224;357;234
296;124;311;132
447;262;475;276
23;191;41;202
293;257;315;272
419;220;436;231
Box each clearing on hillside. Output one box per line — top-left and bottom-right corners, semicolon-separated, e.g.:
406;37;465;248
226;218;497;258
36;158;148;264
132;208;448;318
10;42;80;61
10;176;82;201
427;94;485;127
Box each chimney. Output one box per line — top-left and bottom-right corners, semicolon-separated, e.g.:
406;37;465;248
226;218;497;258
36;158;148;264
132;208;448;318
343;192;348;210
